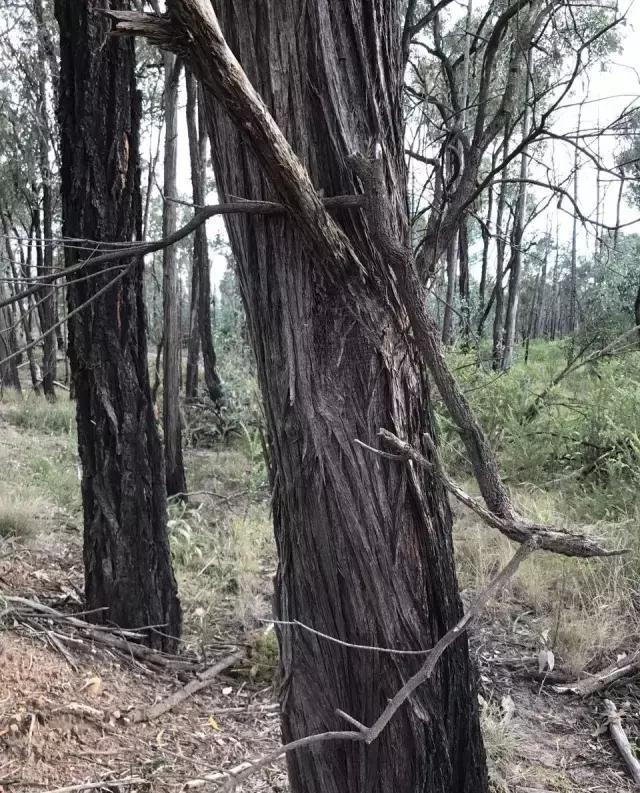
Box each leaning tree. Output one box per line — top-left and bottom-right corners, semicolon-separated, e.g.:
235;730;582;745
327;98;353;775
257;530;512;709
108;0;617;790
55;0;181;649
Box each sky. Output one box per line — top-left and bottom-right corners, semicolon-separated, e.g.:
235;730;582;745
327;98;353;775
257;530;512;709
166;0;640;292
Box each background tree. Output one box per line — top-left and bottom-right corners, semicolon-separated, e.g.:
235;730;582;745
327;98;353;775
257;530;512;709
55;0;181;648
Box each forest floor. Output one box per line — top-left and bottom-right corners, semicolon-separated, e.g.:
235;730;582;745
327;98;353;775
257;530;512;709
1;343;640;792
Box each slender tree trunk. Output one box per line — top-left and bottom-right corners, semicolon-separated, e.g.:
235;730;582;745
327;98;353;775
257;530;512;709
479;148;497;313
635;282;640;343
550;221;561;340
534;248;548;339
613;168;624;253
199;4;488;792
34;0;57;401
1;214;40;391
0;281;21;392
569;106;582;335
55;0;181;648
458;219;470;344
161;54;187;497
501;53;532;371
492;124;511;369
442;234;458;345
185;69;222;402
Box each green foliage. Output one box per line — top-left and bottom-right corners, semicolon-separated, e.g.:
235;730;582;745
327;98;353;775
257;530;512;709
443;341;640;522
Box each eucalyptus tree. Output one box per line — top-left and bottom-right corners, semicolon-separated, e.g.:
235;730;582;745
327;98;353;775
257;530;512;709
55;0;181;648
108;2;623;791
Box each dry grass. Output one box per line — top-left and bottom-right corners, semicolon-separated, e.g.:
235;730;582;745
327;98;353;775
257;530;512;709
0;493;39;538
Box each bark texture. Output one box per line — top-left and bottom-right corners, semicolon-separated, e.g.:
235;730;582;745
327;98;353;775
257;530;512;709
55;0;181;648
196;3;487;793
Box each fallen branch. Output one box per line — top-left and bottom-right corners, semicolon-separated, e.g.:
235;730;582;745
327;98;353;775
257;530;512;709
2;594;198;672
553;652;640;696
131;649;244;722
373;429;621;559
604;699;640;787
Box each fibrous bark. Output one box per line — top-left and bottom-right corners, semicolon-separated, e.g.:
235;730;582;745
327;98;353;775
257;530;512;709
55;0;181;649
110;3;489;793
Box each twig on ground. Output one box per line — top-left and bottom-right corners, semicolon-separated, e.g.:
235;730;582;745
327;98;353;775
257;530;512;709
131;650;244;723
553;652;640;696
42;778;145;793
604;699;640;787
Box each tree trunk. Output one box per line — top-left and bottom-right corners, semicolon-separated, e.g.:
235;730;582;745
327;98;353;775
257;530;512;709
501;53;532;371
458;219;470;344
635;282;640;343
161;54;187;497
492;124;511;369
569;105;582;335
34;0;57;401
442;234;458;345
200;3;488;792
185;69;222;403
0;288;21;392
55;0;181;649
534;247;548;339
1;213;41;392
479;147;497;313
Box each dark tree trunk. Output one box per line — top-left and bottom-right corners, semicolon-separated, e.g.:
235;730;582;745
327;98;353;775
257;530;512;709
55;0;181;649
161;54;187;497
34;0;58;402
458;219;470;343
442;234;458;345
202;3;488;793
185;71;222;403
492;124;511;369
1;213;40;392
0;297;21;392
635;282;640;343
185;257;200;400
479;148;498;313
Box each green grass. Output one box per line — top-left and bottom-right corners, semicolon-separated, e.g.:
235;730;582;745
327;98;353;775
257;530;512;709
447;339;640;675
5;392;76;435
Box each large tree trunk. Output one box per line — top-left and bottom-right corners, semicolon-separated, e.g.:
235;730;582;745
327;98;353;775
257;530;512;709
161;54;187;497
201;3;488;793
55;0;181;649
185;69;222;403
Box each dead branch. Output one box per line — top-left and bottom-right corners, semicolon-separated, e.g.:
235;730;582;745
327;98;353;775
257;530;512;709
375;429;621;558
553;652;640;696
2;595;198;672
604;699;640;787
130;649;244;723
0;194;364;313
